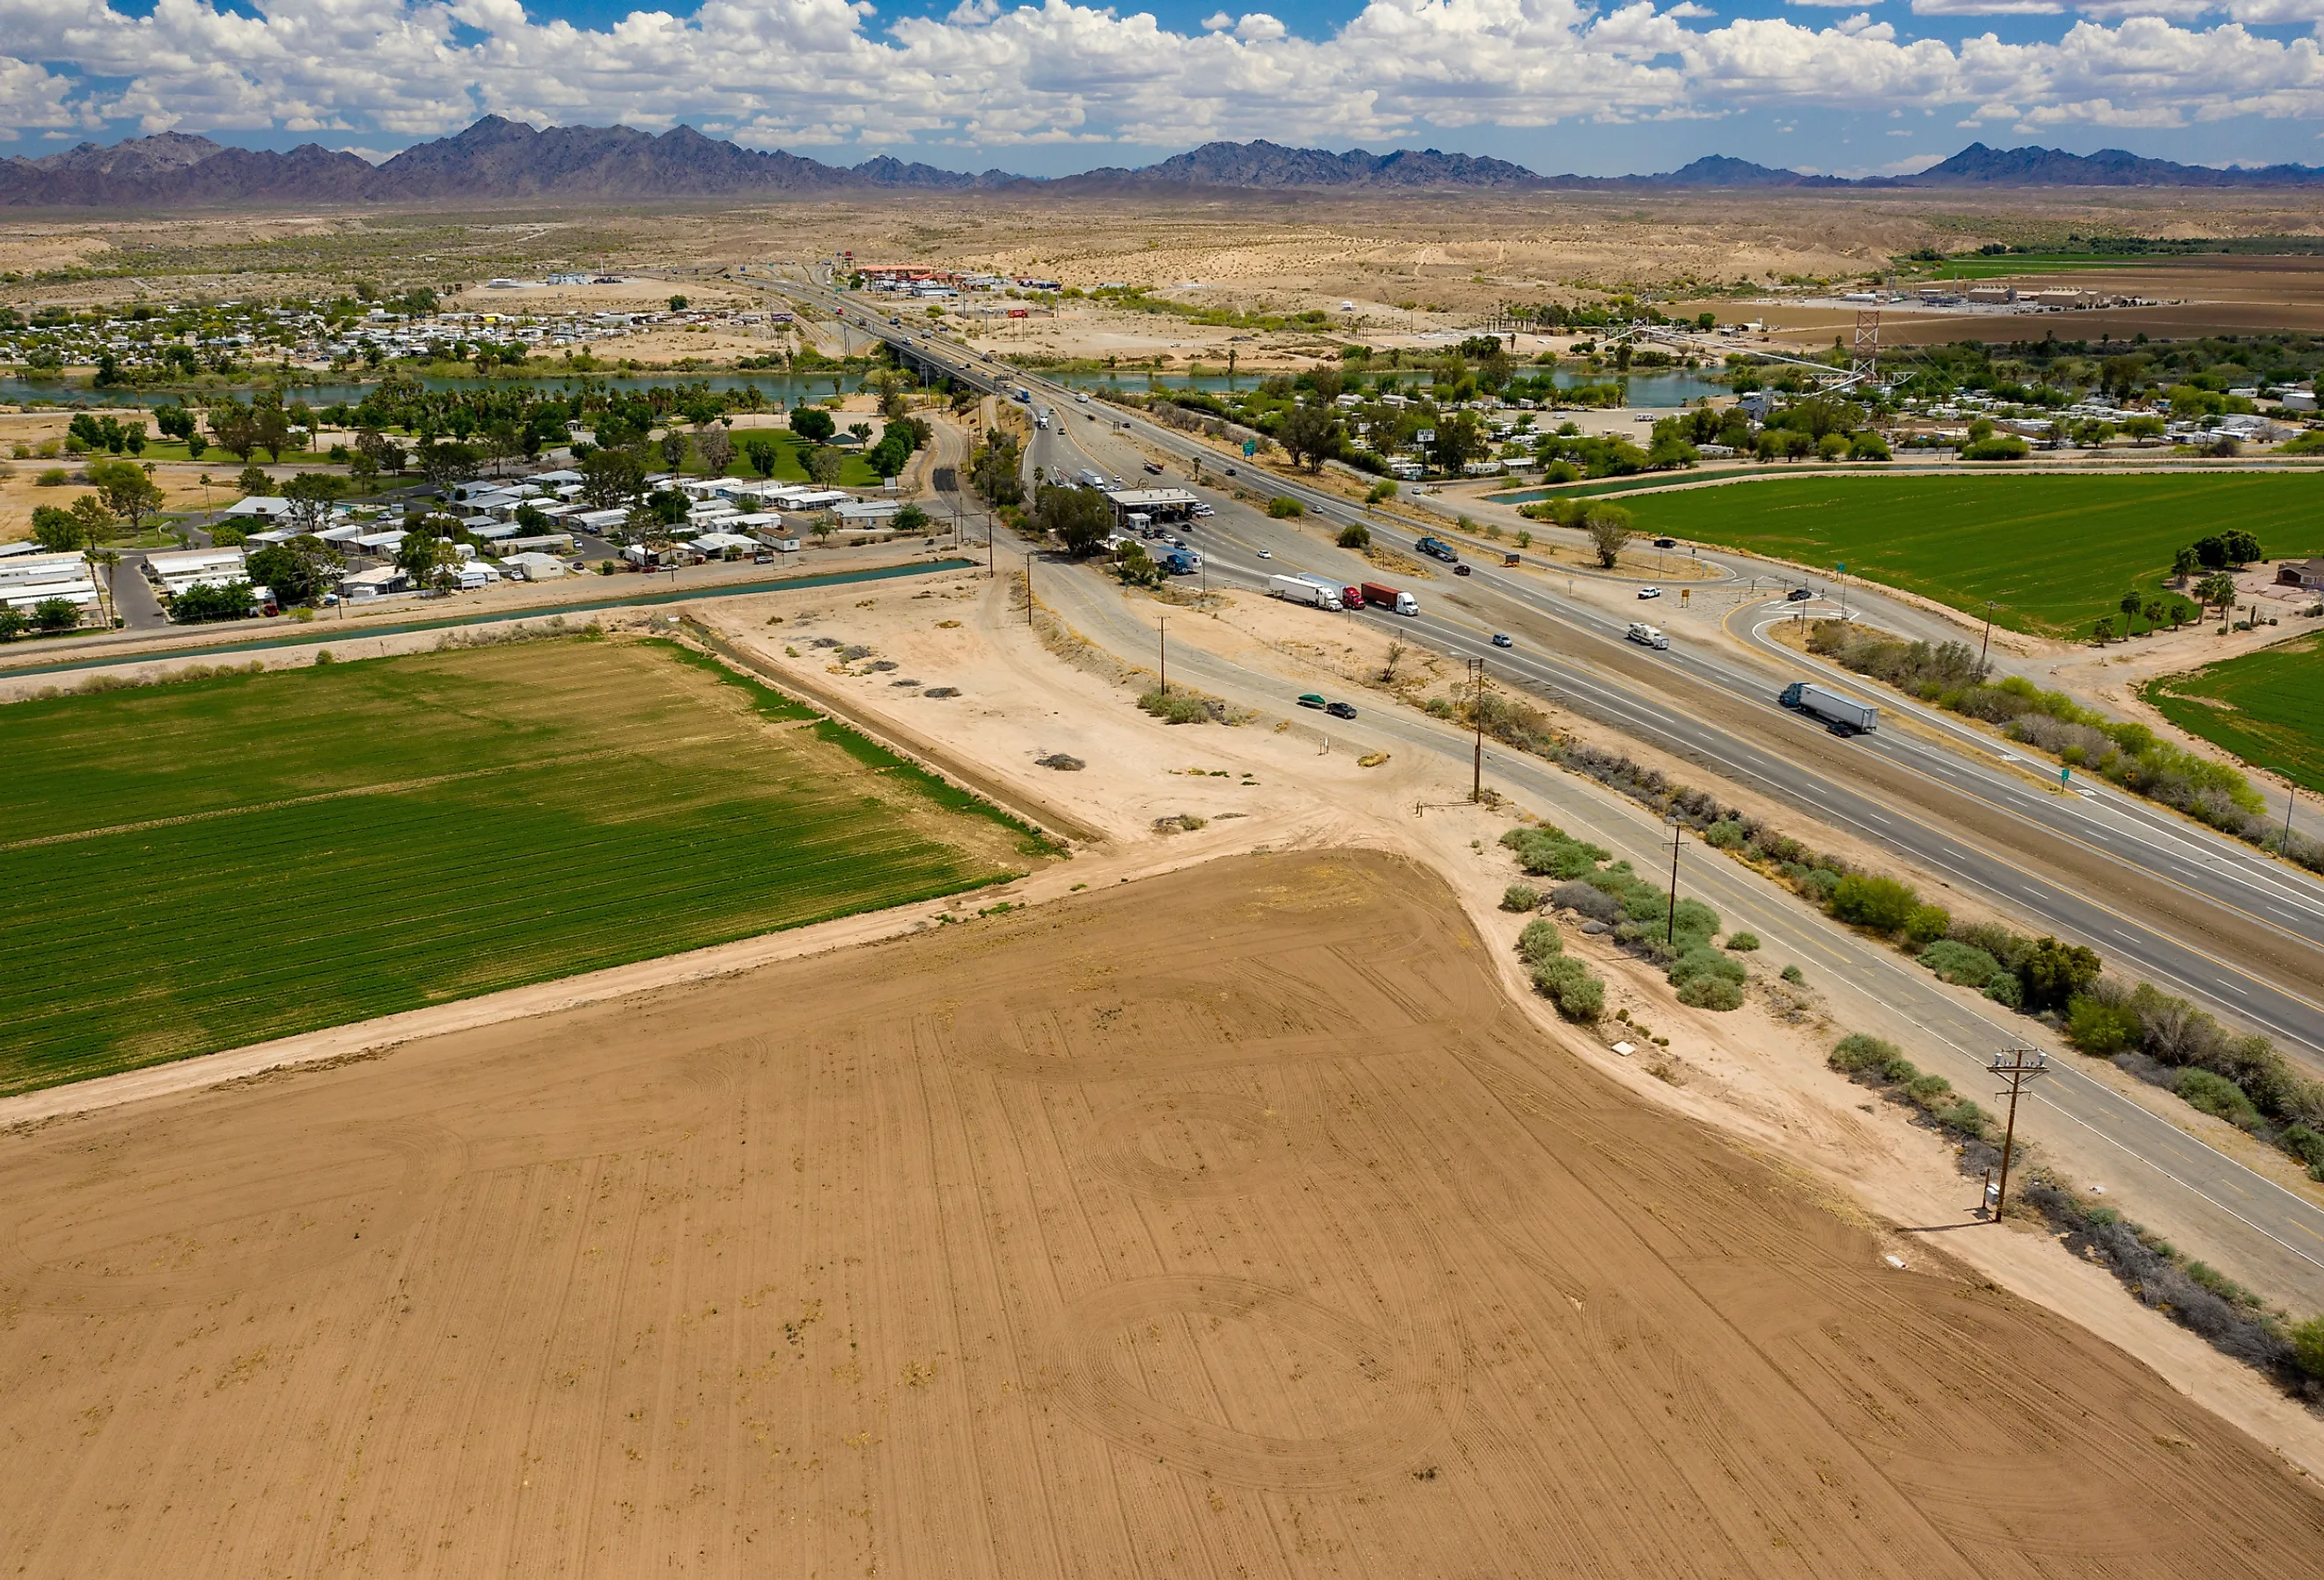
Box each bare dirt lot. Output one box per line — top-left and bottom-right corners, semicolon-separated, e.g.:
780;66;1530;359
3;847;2320;1576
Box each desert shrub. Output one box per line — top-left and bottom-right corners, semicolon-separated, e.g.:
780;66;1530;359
1677;975;1745;1010
2175;1069;2261;1130
2018;937;2101;1010
1781;964;1805;984
1137;687;1211;724
1267;496;1303;518
2066;991;2143;1055
1798;866;1842;904
1983;973;2026;1009
1336;523;1371;548
1907;1071;1953;1103
1668;945;1745;991
2292;1317;2324;1380
1829;1033;1900;1074
1703;818;1747;849
1725;931;1760;952
1531;953;1604;1020
1548;880;1622;922
1920;938;2003;988
1502;825;1611;880
1829;872;1920;932
1501;883;1541;913
1517;918;1563;964
2280;1124;2324;1179
1902;904;1951;946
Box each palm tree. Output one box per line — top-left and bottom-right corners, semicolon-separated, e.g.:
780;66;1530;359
85;547;121;626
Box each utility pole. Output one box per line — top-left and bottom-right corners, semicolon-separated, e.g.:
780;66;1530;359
1979;600;2004;671
1468;658;1485;801
1025;552;1034;624
1158;615;1168;695
1664;812;1682;944
2272;773;2300;856
1989;1047;2049;1217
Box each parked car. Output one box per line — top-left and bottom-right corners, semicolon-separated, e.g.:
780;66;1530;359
1638;586;1662;599
1298;693;1327;709
1492;632;1513;648
1325;701;1357;720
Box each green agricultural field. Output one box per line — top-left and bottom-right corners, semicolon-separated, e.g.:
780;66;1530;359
2144;631;2324;794
1622;474;2324;636
0;636;1048;1095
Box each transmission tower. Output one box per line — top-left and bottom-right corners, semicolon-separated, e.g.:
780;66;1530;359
1850;308;1881;386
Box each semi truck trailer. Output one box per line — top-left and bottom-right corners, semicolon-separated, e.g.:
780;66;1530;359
1360;581;1419;616
1269;575;1342;610
1780;681;1879;735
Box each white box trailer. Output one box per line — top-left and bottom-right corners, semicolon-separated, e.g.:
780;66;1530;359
1781;681;1879;735
1269;574;1342;610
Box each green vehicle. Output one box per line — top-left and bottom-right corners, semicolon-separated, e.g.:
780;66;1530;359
1298;693;1327;709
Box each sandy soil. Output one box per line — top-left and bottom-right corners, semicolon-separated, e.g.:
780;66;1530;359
4;842;2320;1576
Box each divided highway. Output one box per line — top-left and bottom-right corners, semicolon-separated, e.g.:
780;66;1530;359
786;280;2324;1065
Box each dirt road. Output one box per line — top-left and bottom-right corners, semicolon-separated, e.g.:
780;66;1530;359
3;851;2318;1576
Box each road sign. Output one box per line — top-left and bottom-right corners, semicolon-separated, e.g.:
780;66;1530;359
2061;766;2072;786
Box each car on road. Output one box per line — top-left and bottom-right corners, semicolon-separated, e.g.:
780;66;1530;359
1786;586;1815;602
1257;549;1273;559
1191;503;1213;517
1085;413;1097;421
1637;586;1662;599
1453;563;1472;577
1654;537;1677;548
1298;693;1327;709
1144;461;1164;475
1077;392;1091;403
1224;466;1237;475
1492;632;1513;648
1325;701;1358;720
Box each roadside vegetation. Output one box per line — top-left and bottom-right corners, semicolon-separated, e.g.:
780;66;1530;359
1802;620;2321;871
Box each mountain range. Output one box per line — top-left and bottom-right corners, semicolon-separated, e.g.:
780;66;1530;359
4;121;2321;208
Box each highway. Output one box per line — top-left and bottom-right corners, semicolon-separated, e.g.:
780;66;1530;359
742;279;2324;1310
1001;414;2324;1312
778;280;2324;1060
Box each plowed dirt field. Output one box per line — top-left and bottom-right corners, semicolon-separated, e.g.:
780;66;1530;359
4;849;2318;1576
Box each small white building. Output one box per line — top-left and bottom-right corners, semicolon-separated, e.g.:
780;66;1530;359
501;552;568;582
222;496;290;523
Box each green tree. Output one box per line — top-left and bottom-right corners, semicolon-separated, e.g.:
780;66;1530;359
1337;523;1372;549
417;441;478;497
33;596;81;632
667;294;689;312
282;472;344;535
894;502;930;533
1035;484;1113;556
740;437;781;478
790;405;836;445
582;447;648;511
30;503;79;553
1426;410;1486;474
169;580;256;623
805;446;844;488
210;404;261;461
0;606;24;642
1279;400;1341;474
69;492;114;550
1585;503;1633;569
247;537;342;606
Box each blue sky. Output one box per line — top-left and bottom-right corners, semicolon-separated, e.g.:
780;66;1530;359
7;0;2324;177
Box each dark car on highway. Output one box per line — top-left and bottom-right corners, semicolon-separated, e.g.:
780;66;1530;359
1325;701;1357;720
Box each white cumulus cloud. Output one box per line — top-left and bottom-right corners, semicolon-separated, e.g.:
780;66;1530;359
0;0;2320;157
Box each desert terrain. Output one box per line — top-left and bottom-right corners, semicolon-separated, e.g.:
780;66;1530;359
4;846;2320;1577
